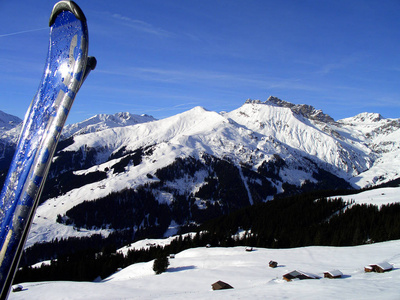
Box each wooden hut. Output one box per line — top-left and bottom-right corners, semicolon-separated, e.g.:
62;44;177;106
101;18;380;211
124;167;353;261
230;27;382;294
12;285;23;293
212;280;234;290
365;261;393;273
269;260;278;268
323;270;343;279
283;270;319;282
364;265;374;273
374;261;393;273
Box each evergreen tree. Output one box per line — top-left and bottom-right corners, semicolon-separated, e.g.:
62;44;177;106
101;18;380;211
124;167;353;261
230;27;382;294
152;254;169;275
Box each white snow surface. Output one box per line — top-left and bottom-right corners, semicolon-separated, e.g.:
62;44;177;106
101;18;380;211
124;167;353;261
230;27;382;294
330;186;400;208
337;112;400;187
10;240;400;299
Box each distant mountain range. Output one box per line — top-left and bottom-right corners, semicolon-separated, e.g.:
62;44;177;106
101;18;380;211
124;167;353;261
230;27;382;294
61;112;156;138
0;96;399;248
0;110;22;132
0;111;22;171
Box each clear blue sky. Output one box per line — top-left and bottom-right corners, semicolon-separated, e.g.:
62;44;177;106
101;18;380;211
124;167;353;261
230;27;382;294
1;0;399;124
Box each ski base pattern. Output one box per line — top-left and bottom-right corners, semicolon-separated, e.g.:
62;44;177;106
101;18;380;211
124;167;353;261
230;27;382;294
0;1;94;298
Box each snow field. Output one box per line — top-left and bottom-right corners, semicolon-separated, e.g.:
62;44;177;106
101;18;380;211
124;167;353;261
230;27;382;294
331;187;400;208
10;240;400;300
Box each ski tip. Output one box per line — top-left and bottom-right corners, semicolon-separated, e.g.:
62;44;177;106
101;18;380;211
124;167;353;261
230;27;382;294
49;1;86;26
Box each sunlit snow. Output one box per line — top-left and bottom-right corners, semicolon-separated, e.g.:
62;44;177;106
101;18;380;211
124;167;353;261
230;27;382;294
9;240;400;300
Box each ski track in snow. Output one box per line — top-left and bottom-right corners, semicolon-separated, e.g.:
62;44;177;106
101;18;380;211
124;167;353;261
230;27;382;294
238;164;253;205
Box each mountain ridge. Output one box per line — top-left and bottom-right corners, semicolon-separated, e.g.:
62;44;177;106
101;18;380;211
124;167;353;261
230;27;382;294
247;96;336;123
61;112;156;138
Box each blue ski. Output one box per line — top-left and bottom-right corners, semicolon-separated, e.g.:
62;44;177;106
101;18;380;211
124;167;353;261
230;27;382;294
0;1;95;298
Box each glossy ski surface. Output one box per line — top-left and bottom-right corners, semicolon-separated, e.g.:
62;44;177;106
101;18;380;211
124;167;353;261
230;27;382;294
0;1;93;298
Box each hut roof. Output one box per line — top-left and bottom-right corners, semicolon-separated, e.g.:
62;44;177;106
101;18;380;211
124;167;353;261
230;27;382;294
269;260;278;267
376;261;392;271
212;280;234;290
365;261;393;272
324;270;343;277
283;270;319;281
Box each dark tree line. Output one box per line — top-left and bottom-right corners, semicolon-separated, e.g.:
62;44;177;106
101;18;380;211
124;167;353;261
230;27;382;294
199;193;400;248
59;187;171;231
41;170;107;202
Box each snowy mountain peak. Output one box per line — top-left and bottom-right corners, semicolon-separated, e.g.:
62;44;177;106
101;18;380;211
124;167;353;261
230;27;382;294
349;112;384;123
0;110;22;132
61;112;156;138
266;96;336;123
0;110;22;150
245;96;335;123
338;112;400;138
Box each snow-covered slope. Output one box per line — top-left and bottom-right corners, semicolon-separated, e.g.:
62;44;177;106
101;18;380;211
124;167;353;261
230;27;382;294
0;111;155;178
330;186;400;208
0;111;22;169
0;110;21;133
226;100;373;178
0;110;22;146
10;239;400;299
337;112;400;187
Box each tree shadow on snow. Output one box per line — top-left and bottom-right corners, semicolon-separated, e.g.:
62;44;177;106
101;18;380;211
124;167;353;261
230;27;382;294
167;265;196;272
